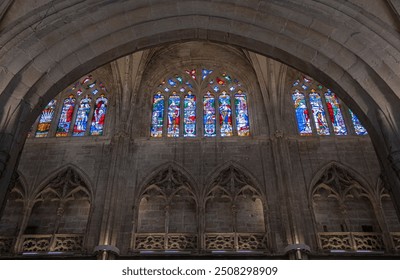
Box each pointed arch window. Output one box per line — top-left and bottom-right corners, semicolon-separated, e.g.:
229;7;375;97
73;95;92;136
203;92;216;137
218;92;233;137
184;92;196;137
35;99;57;138
56;95;76;137
167;94;181;137
30;74;110;138
235;91;250;136
90;95;108;136
150;68;250;138
291;76;367;136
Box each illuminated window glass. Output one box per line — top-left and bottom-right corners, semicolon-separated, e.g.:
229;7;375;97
291;75;367;136
167;94;181;137
73;95;92;136
292;90;312;135
309;90;330;135
234;92;250;136
150;93;165;137
203;92;216;137
35;100;57;138
184;92;196;137
90;95;108;136
349;110;368;135
324;90;347;135
219;92;233;137
56;95;76;137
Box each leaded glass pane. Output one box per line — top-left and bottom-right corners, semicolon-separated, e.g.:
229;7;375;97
56;95;76;137
35;100;57;138
150;93;164;137
203;92;216;137
349;110;368;135
292;90;312;135
184;93;196;137
309;90;330;135
90;95;108;136
234;92;250;136
73;95;92;136
324;90;347;135
167;94;181;137
219;92;233;137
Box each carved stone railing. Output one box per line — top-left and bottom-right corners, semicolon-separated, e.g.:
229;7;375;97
318;232;384;251
19;234;84;253
134;233;267;252
134;233;198;251
205;233;267;251
391;232;400;251
0;237;14;254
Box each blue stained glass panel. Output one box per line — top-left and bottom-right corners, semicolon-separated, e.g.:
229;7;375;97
292;90;312;135
235;93;250;136
35;100;57;138
90;95;108;136
167;95;181;137
56;95;76;137
184;93;196;137
219;93;233;137
349;110;368;135
309;91;330;135
203;93;216;137
150;93;164;137
73;95;92;136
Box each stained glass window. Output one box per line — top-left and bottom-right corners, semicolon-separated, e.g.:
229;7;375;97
56;95;76;137
203;92;216;137
291;75;367;137
292;90;312;135
219;92;233;137
309;90;330;135
151;93;165;137
152;68;250;138
90;95;108;136
349;110;368;135
35;100;57;138
184;92;196;137
324;90;347;135
167;94;181;137
73;95;92;136
234;92;250;136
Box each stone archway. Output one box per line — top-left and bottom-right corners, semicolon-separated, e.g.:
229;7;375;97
1;0;400;211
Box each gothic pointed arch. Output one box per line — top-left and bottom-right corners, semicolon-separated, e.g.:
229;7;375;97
33;165;92;203
204;162;267;251
20;165;92;253
133;162;198;251
310;162;384;251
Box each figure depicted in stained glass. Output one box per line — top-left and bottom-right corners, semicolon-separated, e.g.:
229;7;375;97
184;92;196;137
167;94;181;137
56;95;76;137
35;100;57;137
219;92;233;137
150;93;164;137
292;90;312;135
203;92;216;137
234;92;250;136
90;95;108;136
309;90;330;135
349;110;368;135
73;95;92;136
324;90;347;135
